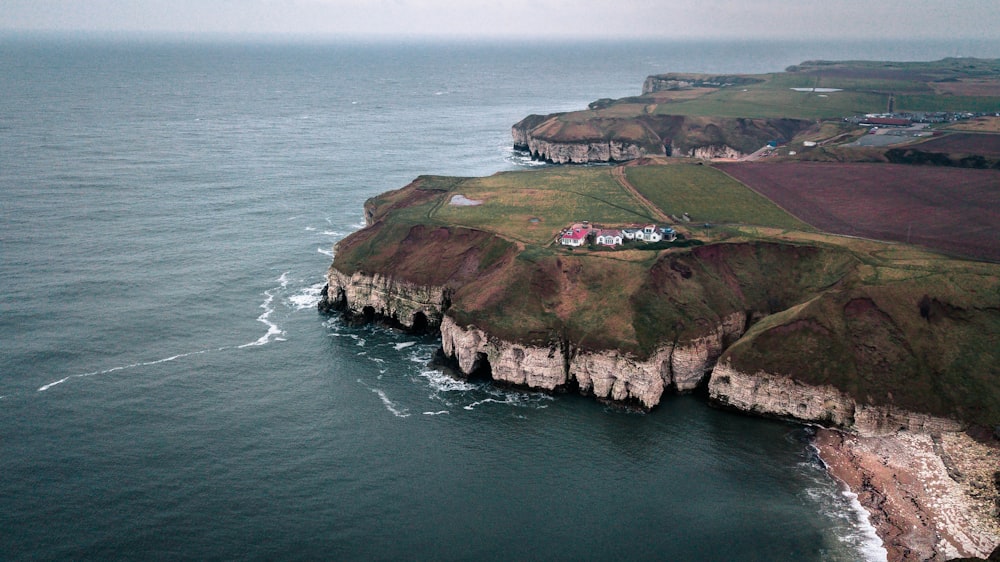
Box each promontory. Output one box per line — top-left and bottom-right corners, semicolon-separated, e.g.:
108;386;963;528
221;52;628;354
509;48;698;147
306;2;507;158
321;58;1000;561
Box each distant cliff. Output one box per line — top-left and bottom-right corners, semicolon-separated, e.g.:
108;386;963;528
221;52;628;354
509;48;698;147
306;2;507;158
512;113;810;163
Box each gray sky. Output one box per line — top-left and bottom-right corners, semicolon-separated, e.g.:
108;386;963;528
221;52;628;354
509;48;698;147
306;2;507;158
3;0;1000;40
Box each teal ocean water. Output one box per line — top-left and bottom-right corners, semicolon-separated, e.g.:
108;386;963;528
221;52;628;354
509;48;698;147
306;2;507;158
3;37;999;560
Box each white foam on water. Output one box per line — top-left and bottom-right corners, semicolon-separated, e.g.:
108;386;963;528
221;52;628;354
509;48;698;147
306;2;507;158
355;378;409;418
842;489;888;561
288;282;325;310
463;398;507;411
423;411;449;416
797;448;888;562
419;369;476;393
37;348;220;392
317;247;335;258
394;341;417;350
239;273;288;348
304;226;317;231
322;230;343;237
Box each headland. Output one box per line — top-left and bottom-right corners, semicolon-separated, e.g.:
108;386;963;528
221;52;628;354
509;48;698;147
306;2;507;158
322;58;1000;561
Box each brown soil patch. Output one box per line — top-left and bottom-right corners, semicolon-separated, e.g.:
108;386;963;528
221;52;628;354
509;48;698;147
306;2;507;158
719;162;1000;262
945;117;1000;134
911;132;1000;157
931;79;1000;97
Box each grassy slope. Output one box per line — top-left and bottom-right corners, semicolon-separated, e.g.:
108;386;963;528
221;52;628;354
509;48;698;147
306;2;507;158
332;165;1000;426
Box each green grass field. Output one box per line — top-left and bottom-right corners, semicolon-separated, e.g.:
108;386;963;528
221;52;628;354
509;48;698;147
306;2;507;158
625;164;810;230
429;167;658;244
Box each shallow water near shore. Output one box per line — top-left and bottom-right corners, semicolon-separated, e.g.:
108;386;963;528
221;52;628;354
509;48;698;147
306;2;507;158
4;36;997;560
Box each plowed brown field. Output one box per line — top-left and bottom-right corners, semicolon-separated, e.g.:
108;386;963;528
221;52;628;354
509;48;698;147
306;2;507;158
719;162;1000;262
909;132;1000;157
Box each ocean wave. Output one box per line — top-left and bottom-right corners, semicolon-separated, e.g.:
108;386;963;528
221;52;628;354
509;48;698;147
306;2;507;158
796;455;887;562
239;272;288;348
37;348;220;392
317;247;335;258
419;369;477;393
356;378;410;418
288;282;325;310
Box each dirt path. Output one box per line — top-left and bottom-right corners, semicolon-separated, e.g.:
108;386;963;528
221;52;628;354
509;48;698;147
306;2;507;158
610;164;672;223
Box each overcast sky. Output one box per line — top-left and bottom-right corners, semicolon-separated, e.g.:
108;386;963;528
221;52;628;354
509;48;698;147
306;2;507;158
3;0;1000;41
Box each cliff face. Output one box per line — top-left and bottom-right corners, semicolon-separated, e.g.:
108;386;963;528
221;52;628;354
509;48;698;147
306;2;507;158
641;73;766;94
512;113;809;164
709;362;963;436
516;135;646;164
440;312;749;408
322;269;449;330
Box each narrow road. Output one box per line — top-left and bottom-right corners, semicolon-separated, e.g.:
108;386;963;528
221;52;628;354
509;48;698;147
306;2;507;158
611;164;672;223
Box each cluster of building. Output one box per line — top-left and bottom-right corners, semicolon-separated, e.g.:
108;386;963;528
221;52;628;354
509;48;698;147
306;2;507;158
845;111;998;126
559;222;677;248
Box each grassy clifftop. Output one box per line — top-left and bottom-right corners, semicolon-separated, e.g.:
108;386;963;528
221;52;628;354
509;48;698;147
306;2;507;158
514;57;1000;162
330;163;1000;426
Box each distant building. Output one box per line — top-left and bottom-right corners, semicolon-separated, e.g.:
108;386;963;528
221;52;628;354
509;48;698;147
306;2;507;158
636;224;663;242
560;228;588;247
862;117;911;127
595;229;623;246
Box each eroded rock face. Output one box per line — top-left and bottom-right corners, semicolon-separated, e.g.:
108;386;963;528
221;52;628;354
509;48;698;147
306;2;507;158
671;312;747;391
439;314;748;408
440;316;567;390
570;348;672;408
519;136;647;164
708;362;963;436
689;145;745;160
323;268;448;330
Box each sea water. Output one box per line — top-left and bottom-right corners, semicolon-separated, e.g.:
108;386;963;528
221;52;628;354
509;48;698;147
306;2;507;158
4;36;998;560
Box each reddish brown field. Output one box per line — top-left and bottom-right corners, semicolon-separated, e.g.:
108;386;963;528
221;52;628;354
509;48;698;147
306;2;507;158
910;132;1000;157
719;162;1000;262
931;79;1000;96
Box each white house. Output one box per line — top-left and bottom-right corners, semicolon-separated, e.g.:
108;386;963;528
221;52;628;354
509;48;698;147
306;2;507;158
595;229;623;246
560;228;588;247
636;224;663;242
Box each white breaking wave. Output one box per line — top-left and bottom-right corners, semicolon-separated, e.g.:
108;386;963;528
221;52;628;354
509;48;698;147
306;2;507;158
356;379;410;418
423;411;449;416
419;369;476;393
317;247;335;258
37;348;220;392
798;450;888;562
394;341;417;350
842;489;888;561
239;272;289;348
288;282;325;310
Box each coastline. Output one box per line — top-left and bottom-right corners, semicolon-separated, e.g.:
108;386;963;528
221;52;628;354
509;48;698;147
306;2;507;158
814;429;1000;561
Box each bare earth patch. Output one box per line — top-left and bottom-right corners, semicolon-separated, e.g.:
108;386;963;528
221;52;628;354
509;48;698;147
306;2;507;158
816;429;1000;561
719;162;1000;262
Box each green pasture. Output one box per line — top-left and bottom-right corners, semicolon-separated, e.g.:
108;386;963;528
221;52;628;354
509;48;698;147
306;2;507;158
625;164;810;230
430;167;656;244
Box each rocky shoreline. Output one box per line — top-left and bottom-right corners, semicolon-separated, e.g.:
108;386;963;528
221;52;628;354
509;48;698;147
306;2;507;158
815;429;1000;561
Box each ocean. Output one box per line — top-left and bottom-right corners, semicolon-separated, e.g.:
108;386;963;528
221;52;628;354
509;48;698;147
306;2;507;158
3;36;998;560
